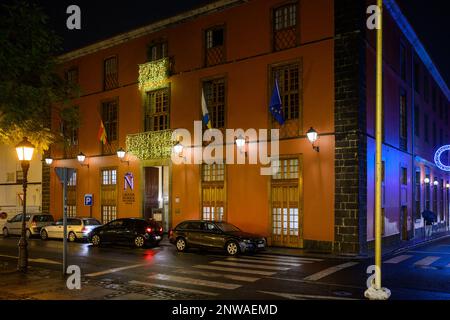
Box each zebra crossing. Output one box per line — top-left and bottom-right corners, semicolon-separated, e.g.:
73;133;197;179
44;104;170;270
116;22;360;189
127;254;324;297
383;253;450;268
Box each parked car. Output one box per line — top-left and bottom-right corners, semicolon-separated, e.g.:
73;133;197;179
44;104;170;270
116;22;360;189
88;218;163;248
169;220;266;256
2;213;54;238
40;217;102;242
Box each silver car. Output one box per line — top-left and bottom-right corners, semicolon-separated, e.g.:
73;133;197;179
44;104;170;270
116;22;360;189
40;218;102;242
2;213;54;238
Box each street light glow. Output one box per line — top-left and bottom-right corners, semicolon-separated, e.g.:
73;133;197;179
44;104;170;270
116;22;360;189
15;137;35;162
117;148;126;159
45;158;53;165
77;152;86;163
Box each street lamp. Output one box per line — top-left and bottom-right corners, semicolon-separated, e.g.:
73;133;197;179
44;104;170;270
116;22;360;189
424;177;430;184
306;127;320;152
116;147;129;165
173;142;183;156
15;137;35;272
44;157;53;165
77;152;89;167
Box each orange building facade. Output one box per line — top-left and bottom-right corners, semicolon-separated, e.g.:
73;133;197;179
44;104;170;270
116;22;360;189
46;0;450;254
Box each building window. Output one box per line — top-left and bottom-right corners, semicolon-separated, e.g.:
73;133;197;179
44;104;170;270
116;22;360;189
271;157;301;247
424;74;429;103
203;79;226;129
201;163;225;221
101;100;118;154
424;114;429;143
205;26;225;66
67;171;77;218
61;106;79;158
432;122;437;148
399;92;407;151
432;86;437;112
273;3;298;51
413;59;420;93
271;63;301;138
414;168;421;220
400;43;406;81
66;67;78;84
145;88;170;131
101;168;117;224
147;41;167;62
414;105;420;137
103;56;118;90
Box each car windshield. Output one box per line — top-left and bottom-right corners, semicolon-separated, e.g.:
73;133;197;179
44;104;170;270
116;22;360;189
215;222;241;232
83;219;101;226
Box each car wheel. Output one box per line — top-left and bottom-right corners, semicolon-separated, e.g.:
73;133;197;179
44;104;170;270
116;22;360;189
91;234;101;246
2;228;9;237
25;229;32;239
40;229;48;240
176;237;187;252
68;232;77;242
226;241;239;256
134;236;145;248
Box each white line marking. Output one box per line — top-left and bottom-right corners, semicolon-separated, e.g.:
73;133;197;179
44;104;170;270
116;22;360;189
254;254;323;262
85;263;148;277
149;273;241;290
210;261;290;271
0;254;62;265
226;257;301;267
173;269;259;282
303;262;359;281
259;291;358;300
414;256;441;266
384;255;413;264
129;280;218;296
233;255;315;264
193;264;275;276
408;251;450;255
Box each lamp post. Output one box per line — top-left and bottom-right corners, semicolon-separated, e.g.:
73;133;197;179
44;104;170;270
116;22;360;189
15;137;35;273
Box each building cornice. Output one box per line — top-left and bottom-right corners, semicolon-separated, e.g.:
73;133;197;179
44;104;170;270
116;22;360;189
58;0;245;63
385;0;450;101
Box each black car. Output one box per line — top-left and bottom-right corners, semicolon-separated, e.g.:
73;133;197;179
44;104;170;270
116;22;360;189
89;218;163;248
169;220;266;256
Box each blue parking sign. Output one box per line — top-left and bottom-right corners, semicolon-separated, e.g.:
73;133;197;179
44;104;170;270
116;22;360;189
84;194;93;206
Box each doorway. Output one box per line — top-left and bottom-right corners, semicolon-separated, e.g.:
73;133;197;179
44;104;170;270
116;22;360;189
144;166;170;232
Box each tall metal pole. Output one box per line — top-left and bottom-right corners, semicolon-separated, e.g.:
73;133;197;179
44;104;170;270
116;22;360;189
62;168;68;276
17;161;30;272
374;0;383;290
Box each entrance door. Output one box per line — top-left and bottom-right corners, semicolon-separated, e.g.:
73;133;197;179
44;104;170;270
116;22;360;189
271;158;302;248
144;167;159;220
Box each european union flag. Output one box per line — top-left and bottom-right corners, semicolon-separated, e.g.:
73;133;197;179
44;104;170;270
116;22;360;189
269;78;285;125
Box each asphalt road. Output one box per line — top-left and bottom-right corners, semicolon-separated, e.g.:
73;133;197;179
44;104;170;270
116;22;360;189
1;235;450;300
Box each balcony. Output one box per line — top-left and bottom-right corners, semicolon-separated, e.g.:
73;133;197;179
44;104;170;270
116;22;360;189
126;129;173;160
138;57;170;92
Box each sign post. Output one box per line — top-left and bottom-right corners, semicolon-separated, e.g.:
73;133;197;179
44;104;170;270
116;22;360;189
55;167;75;276
84;194;93;218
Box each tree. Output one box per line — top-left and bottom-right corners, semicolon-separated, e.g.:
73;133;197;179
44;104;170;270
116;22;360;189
0;0;79;153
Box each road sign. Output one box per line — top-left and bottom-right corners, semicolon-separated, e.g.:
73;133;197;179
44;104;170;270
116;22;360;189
84;194;93;206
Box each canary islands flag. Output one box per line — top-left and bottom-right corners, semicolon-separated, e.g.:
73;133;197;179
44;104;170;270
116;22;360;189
202;89;212;129
97;120;108;145
269;78;285;125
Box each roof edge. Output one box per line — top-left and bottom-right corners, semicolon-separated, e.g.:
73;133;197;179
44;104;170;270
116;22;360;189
58;0;245;63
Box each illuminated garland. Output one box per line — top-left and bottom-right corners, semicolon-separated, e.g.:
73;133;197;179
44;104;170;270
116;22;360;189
126;129;173;160
434;145;450;172
138;57;170;91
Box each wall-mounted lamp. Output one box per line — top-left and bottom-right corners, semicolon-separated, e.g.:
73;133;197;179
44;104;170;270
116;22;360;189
235;135;247;156
116;147;129;165
306;127;320;152
446;183;450;189
44;158;53;165
433;180;439;186
173;142;183;156
77;152;89;168
424;177;430;184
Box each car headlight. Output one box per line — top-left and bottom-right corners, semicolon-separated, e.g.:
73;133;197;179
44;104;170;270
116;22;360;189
242;239;252;243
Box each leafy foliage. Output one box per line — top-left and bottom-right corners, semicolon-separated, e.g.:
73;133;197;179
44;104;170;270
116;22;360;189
0;1;78;153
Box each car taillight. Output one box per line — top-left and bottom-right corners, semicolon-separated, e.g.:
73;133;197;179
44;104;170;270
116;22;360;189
146;227;153;233
169;229;173;237
159;227;163;233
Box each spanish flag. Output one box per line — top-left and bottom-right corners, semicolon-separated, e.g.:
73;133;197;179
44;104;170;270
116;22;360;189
97;120;107;145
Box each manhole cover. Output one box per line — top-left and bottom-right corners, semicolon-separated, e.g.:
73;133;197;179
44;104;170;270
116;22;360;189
333;291;353;297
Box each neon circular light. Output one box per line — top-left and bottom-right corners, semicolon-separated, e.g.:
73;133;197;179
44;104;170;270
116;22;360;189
434;145;450;171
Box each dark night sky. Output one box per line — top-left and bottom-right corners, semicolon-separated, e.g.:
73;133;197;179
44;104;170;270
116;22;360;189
1;0;449;86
